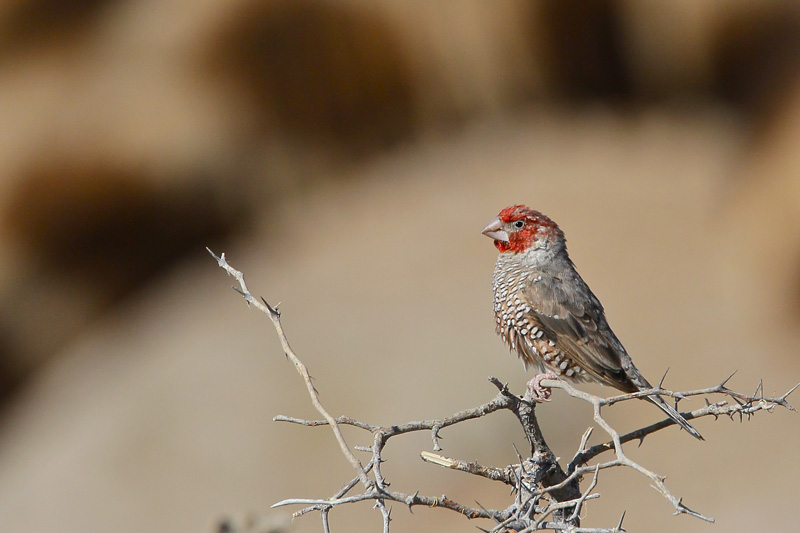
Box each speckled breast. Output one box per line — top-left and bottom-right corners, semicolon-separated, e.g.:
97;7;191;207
492;270;589;382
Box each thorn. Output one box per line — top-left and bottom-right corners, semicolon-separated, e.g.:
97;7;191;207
406;491;419;512
260;297;280;316
475;500;489;513
754;380;763;399
720;370;737;388
616;510;626;530
232;287;251;307
658;368;670;388
637;435;645;448
512;443;524;464
780;383;800;411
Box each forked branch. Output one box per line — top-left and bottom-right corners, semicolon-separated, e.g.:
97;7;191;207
209;249;797;532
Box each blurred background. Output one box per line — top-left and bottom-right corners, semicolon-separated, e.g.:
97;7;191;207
0;0;799;531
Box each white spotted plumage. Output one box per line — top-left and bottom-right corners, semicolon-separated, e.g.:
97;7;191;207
483;204;703;440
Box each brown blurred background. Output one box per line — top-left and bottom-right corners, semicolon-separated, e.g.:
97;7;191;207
0;0;799;531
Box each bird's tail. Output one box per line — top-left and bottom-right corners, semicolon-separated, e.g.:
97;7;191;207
646;394;704;441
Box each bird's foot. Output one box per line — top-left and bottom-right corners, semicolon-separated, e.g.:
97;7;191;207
526;372;559;402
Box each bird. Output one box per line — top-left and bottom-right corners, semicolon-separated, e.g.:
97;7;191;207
482;204;703;440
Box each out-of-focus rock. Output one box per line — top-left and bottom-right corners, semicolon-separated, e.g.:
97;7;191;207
0;155;244;401
206;0;417;158
0;0;119;53
710;1;800;131
531;0;633;102
720;77;800;325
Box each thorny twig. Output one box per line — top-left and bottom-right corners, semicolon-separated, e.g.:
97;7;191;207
209;249;797;532
207;249;389;530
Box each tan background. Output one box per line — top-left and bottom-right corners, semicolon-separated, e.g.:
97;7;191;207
0;1;799;532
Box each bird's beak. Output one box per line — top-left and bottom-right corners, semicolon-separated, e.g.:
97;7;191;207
481;216;509;242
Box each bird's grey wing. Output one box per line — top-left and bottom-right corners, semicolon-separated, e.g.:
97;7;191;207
522;266;639;392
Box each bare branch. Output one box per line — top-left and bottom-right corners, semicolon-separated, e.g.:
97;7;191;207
539;378;713;522
568;378;798;468
210;250;795;532
420;451;513;484
207;249;374;492
566;466;600;524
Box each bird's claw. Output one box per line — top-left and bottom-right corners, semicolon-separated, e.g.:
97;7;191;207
527;372;558;402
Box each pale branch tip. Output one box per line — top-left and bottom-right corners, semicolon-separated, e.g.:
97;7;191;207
209;250;377;501
210;250;794;533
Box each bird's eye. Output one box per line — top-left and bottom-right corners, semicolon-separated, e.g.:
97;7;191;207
512;220;525;229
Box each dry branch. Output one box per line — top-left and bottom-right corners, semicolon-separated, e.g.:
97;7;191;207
209;249;797;532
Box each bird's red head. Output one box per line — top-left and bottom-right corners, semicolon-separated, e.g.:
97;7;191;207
481;204;563;253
